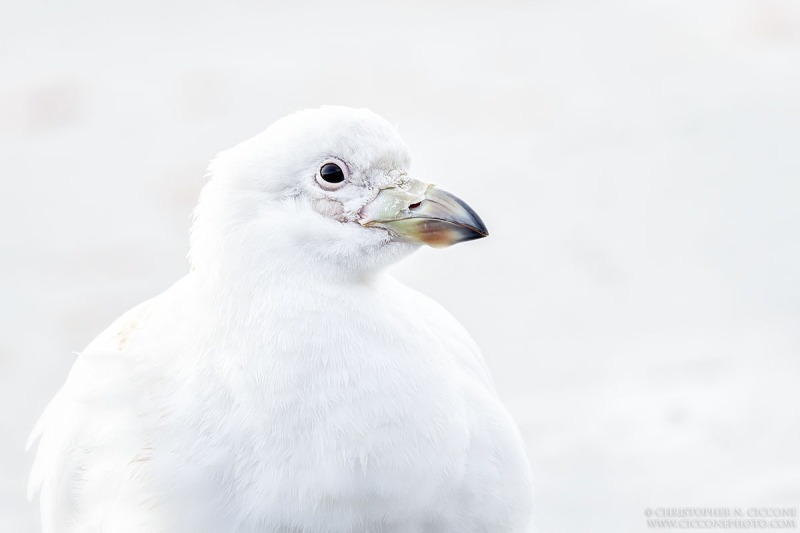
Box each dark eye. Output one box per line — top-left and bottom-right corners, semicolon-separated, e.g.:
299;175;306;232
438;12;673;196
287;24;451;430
319;163;344;183
316;159;349;190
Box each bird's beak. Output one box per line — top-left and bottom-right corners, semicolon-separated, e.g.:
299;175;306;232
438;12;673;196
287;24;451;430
358;180;488;248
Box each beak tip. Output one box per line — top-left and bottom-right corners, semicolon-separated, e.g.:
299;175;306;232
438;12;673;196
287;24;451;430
467;211;489;240
474;218;489;238
469;227;489;241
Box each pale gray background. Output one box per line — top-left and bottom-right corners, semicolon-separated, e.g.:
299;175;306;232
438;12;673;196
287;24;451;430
2;1;799;531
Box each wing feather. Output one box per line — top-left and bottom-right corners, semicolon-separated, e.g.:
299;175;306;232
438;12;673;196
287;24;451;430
28;298;157;533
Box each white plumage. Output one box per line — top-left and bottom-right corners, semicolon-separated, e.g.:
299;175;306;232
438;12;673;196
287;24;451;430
29;106;533;533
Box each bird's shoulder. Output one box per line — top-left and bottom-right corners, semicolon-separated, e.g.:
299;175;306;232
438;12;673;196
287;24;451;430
27;276;192;531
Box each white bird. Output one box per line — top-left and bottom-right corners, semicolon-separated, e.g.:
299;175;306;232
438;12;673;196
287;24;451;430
29;106;534;533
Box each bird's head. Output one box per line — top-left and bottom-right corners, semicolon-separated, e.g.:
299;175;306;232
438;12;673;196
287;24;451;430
190;106;487;280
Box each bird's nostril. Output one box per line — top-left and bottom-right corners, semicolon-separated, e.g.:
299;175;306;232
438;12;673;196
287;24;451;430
409;202;422;209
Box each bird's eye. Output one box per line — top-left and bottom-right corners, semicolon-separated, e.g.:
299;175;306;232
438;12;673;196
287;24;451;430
316;159;349;190
320;163;344;183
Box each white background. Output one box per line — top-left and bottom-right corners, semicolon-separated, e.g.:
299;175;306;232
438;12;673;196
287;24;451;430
2;1;799;531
